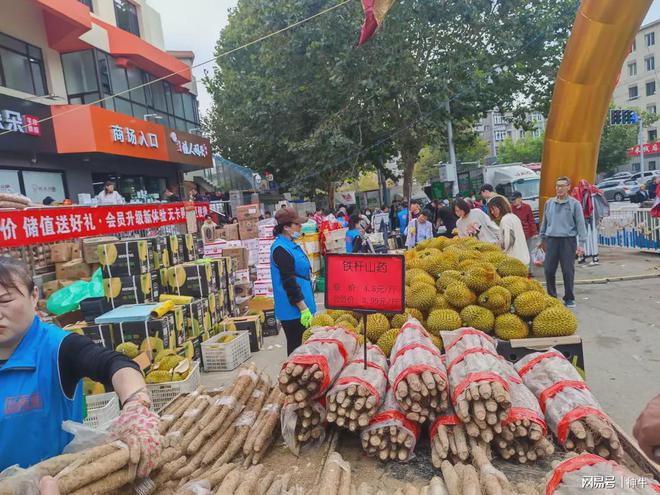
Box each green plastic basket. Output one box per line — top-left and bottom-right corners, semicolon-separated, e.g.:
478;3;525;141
316;276;326;293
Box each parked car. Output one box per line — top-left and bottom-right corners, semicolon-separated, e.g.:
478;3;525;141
595;179;640;202
610;171;633;180
630;170;660;183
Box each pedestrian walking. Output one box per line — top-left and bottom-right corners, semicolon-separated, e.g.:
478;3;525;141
631;183;650;204
511;191;538;272
488;196;530;266
571;179;609;266
454;197;500;243
405;209;433;248
539;176;587;308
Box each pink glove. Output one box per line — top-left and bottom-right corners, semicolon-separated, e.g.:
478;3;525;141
634;394;660;462
109;401;162;478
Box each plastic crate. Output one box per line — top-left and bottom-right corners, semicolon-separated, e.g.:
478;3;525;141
84;392;120;429
147;361;201;412
201;331;251;372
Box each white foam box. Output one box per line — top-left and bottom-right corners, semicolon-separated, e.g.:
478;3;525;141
256;263;271;280
254;280;273;296
235;269;250;285
258;252;270;264
203;240;226;257
224;240;243;248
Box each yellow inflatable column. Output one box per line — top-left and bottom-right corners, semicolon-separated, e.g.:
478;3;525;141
541;0;652;211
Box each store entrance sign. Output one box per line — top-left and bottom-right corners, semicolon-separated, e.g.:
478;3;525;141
111;125;159;149
0;94;56;153
0;109;41;136
325;254;405;314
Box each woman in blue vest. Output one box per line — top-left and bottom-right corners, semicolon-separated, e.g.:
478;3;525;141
270;207;317;355
345;215;362;253
0;257;161;484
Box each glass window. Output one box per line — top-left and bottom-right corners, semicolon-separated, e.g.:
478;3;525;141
648;104;657;114
62;50;98;94
126;67;145;103
647;80;656;97
646;56;655;71
632;40;637;52
172;91;185;119
650;161;657;170
132;103;147;120
150;80;168;112
0;33;47;96
649;129;657;142
22;171;66;203
114;97;133;116
629;85;639;99
96;53;112;95
646;32;655;47
183;93;195;122
114;0;140;37
108;61;128;94
629;62;637;76
83;92;101;105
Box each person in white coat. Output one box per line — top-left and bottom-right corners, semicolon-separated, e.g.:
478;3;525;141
488;196;530;265
454;197;500;243
96;181;125;205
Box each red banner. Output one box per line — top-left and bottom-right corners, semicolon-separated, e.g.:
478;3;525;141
0;202;210;248
325;254;405;313
628;141;660;156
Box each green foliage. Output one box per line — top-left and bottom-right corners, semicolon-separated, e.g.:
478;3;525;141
597;123;638;173
414;137;490;185
496;134;544;164
205;0;578;198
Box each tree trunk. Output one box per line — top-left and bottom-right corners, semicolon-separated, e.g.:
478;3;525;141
327;181;335;211
402;156;415;204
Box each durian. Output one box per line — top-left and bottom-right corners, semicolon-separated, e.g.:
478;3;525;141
497;258;529;278
494;314;529;340
145;370;172;384
377;328;400;357
426;309;462;335
463;264;501;293
310;313;335;327
436;270;463;292
478;286;512;315
514;292;548;319
499;276;531;298
444;282;477;309
532;306;578;337
116;342;139;359
406;269;435;287
407;282;437;311
391;309;424;328
366;314;390;343
460;305;495;333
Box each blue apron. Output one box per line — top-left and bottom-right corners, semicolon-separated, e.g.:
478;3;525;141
0;317;84;470
270;235;317;321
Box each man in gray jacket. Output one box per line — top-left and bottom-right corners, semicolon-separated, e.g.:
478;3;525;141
539;176;587;308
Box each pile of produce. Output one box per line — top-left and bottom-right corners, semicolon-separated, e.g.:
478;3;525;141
429;402;492;465
515;350;623;460
326;344;389;431
280;399;327;455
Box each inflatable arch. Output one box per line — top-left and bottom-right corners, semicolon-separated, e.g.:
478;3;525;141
540;0;653;210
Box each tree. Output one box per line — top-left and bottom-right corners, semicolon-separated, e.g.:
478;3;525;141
414;136;489;185
597;123;638;174
205;0;578;201
496;134;544;163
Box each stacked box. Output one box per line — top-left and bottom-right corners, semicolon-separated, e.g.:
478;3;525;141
180;233;197;262
241;238;259;266
203;240;225;257
257;219;277;239
222;223;240;241
324;228;347;254
103;272;159;307
132;236;170;270
226;315;263;352
82;236;119;264
112;314;175;352
248;297;278;337
166;262;214;298
222;247;248;271
98;240;152;277
55;259;93;280
64;323;114;350
180;298;211;339
166;234;184;266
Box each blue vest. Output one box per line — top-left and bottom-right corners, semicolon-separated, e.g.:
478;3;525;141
0;317;84;470
270;235;317;321
345;229;361;253
398;209;409;233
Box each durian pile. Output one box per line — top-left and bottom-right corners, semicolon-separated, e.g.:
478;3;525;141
309;237;577;356
115;337;194;384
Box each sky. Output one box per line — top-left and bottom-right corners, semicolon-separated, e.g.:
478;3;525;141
154;0;660;117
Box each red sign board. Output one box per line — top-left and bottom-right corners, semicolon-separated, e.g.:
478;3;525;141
0;202;210;248
325;254;405;313
628;142;660;156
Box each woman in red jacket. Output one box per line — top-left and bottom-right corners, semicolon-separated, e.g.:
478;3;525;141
511;192;538;273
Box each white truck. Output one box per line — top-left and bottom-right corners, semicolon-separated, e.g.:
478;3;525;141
483;163;540;219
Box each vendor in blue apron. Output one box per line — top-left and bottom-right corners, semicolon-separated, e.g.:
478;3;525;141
0;257;161;485
270;207;317;355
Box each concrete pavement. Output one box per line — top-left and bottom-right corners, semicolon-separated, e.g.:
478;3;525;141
201;247;660;434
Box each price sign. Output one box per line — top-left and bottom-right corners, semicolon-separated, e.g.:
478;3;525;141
325;254;405;314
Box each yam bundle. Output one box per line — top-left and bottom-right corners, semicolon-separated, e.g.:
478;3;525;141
515;349;623;460
388;318;449;424
429;402;491;466
243;387;286;466
278;327;360;407
441;328;512;443
360;387;420;462
494;360;554;463
326;344;389;432
280;399;327;456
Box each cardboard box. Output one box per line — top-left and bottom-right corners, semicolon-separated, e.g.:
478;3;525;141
227;315;262;352
222;247;248;271
132;236;170;270
80;296;113;323
42;279;62;298
180;233;197;262
223;223;240;241
98;240;152;277
51;243;73;263
64;323;114;350
103;273;159;307
262;309;279;337
82;236;119;264
179;298;211;339
248;297;275;312
166;234;183;266
234;269;250;285
236;203;260;221
253;281;273;297
171;305;188;346
70;242;81;260
166;263;214;298
239;219;259;240
112;314;175;353
56;259;92;280
234;284;252;298
209;258;226;288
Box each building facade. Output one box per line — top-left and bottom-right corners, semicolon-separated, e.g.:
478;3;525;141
475;110;546;159
612;19;660;173
0;0;211;205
